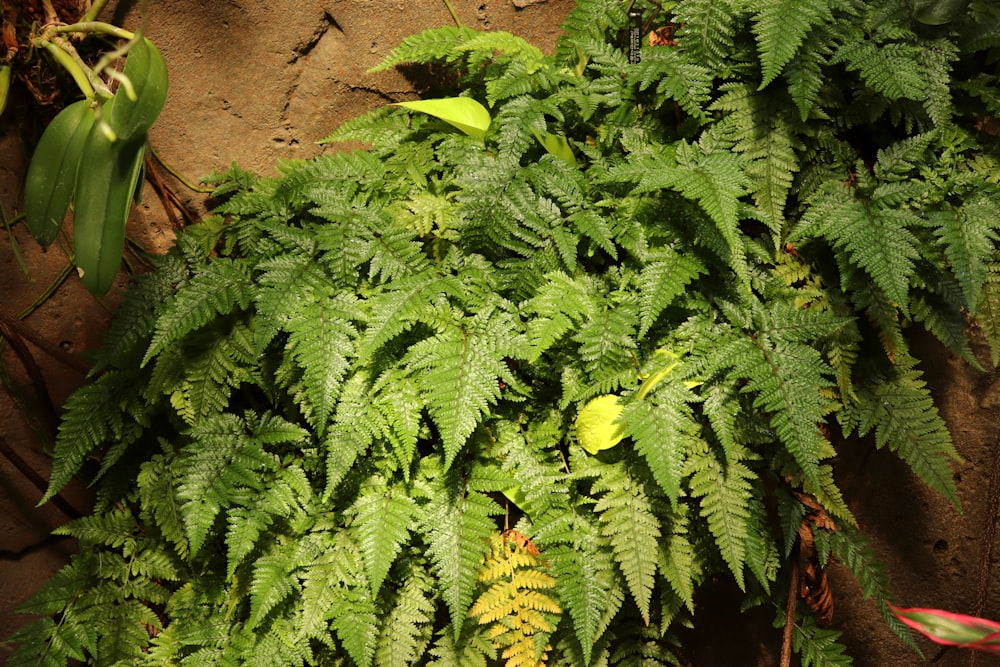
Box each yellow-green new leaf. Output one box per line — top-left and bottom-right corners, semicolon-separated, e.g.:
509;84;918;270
394;97;491;139
531;128;577;167
575;395;625;455
0;65;10;117
24;99;98;246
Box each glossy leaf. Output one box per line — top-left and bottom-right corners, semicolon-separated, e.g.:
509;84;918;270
393;97;491;139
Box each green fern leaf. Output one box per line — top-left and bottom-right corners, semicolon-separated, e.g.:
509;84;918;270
369;368;423;476
629;48;712;121
164;320;256;424
283;292;361;434
374;562;436;667
932;194;1000;311
687;440;755;589
636;246;705;338
404;304;521;467
138;450;190;558
176;413;280;556
142;258;255;366
784;33;831;121
834;40;925;101
349;477;418;596
371;25;479;71
423;482;503;636
848;354;961;508
673;0;739;72
657;506;699;610
753;0;834;88
621;378;700;508
815;524;921;653
543;513;621;664
43;370;147;503
796;184;921;316
426;623;496;666
324;371;378;498
591;460;660;623
226;465;309;579
976;251;1000;365
793;616;855;667
248;547;300;631
524;272;599;361
358;271;463;362
330;584;380;667
633;141;752;287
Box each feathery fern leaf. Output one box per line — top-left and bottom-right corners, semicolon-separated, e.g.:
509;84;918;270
590;458;660;623
753;0;834;88
423;477;504;636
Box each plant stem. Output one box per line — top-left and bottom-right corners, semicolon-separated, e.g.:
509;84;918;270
39;39;96;99
150;146;215;193
52;21;135;41
441;0;462;27
80;0;112;23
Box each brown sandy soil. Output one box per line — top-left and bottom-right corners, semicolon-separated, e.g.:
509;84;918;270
2;1;999;665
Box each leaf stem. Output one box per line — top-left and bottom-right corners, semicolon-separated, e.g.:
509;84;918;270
80;0;112;23
51;21;135;41
39;39;96;99
441;0;462;27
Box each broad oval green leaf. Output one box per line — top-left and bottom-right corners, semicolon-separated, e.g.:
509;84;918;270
24;99;97;246
394;97;491;139
575;394;625;455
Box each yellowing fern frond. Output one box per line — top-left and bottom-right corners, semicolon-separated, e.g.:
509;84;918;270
470;531;561;667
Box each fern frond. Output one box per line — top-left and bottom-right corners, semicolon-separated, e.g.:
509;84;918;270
524;272;599;361
423;482;504;636
176;413;281;556
636;245;705;338
282;292;361;434
374;562;436;667
470;531;560;667
673;0;739;72
795;184;921;315
405;304;522;466
621;377;700;508
847;354;961;508
329;580;380;667
932;194;1000;311
43;370;148;502
590;459;660;623
371;25;480;71
711;84;801;235
142;258;254;365
349;476;418;596
138;451;190;558
357;271;463;362
657;505;699;611
571;294;640;400
752;0;834;88
686;439;755;589
226;465;309;578
815;524;921;652
162;320;256;425
705;319;836;489
834;39;925;102
629;48;713;121
976;251;1000;366
793;616;854;667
